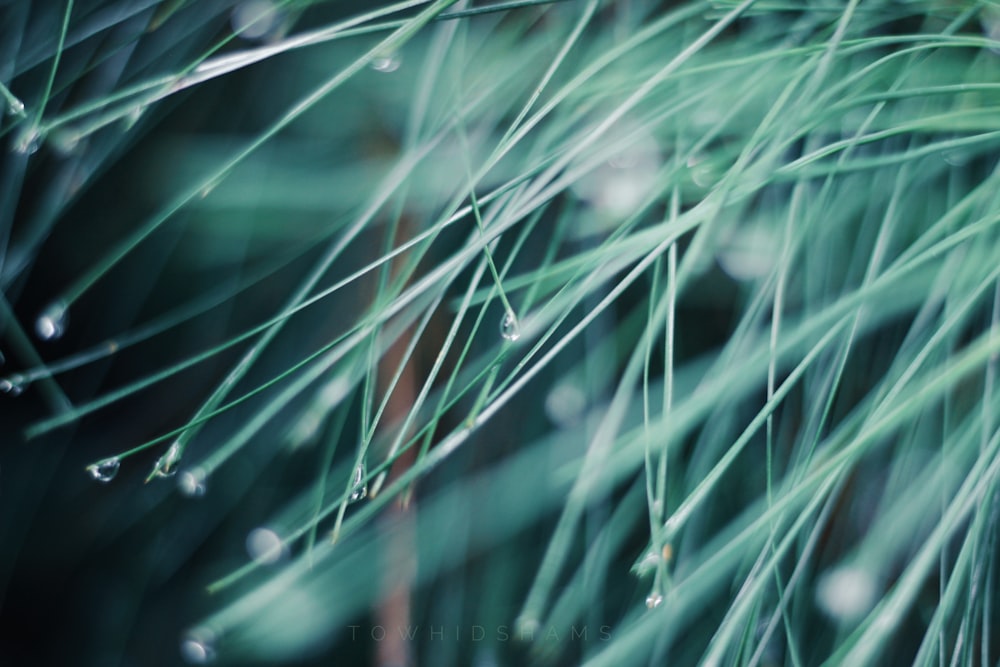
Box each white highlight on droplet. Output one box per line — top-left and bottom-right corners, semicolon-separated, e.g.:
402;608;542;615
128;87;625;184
246;527;287;565
180;627;217;664
178;468;207;497
371;54;401;73
86;458;121;483
349;463;367;502
815;565;877;622
0;374;26;396
500;310;520;342
36;301;68;340
152;441;182;478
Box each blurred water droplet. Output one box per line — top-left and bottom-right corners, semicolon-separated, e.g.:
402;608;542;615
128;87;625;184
500;310;520;342
371;54;401;73
36;302;68;341
12;126;41;155
645;593;664;609
50;130;82;157
7;96;25;117
180;627;217;664
687;153;719;188
349;463;367;502
86;458;121;483
0;374;26;396
717;225;779;281
544;381;586;426
152;442;182;478
815;565;877;622
231;0;281;41
178;468;207;497
571;127;661;219
246;527;286;564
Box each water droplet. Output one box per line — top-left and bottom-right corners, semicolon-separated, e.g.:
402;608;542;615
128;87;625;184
645;592;664;609
7;96;25;117
86;458;121;483
349;463;367;502
570;124;661;219
717;224;779;282
178;468;207;497
152;442;181;478
12;126;42;155
544;381;586;426
0;374;25;396
50;130;82;157
815;565;877;622
500;310;520;342
36;302;68;341
371;54;401;73
180;627;217;664
246;527;286;564
231;0;281;41
687;153;719;188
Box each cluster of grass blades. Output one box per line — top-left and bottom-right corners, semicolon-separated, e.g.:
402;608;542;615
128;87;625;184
1;0;1000;665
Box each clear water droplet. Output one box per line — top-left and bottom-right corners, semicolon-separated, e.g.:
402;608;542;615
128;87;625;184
36;302;68;341
152;442;181;478
500;310;520;342
0;374;26;396
7;96;25;117
645;593;664;609
178;468;207;497
246;527;286;564
349;463;367;502
86;458;121;483
371;54;401;73
180;627;217;664
12;126;42;155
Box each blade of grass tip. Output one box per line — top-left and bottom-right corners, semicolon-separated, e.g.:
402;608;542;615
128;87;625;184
42;0;434;138
331;291;445;541
305;392;351;567
457;115;518;338
0;81;26;117
17;0;73;151
14;242;315;384
495;0;598;153
837;421;1000;667
369;254;490;499
25;132;539;442
48;0;458;316
517;227;693;631
0;295;71;414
